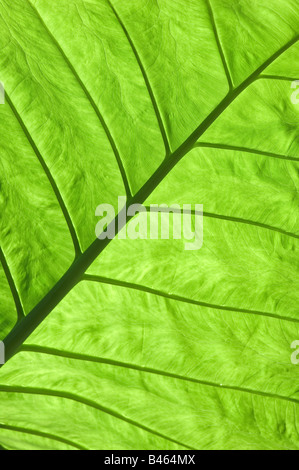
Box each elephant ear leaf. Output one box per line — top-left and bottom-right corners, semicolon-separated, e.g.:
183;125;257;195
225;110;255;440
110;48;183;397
0;0;299;450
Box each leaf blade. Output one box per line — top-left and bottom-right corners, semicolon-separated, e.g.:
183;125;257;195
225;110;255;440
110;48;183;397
0;0;299;450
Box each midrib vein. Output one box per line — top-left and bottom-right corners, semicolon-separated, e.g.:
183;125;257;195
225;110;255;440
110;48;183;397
107;0;171;156
5;92;81;258
26;0;132;200
0;385;193;450
0;247;24;321
2;35;299;364
0;423;86;450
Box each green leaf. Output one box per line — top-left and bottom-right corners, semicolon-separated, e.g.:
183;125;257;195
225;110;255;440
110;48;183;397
0;0;299;450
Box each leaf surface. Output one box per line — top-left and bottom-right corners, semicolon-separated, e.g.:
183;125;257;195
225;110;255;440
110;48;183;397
0;0;298;450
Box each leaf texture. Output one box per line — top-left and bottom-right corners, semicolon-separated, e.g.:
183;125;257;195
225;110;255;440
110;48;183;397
0;0;298;450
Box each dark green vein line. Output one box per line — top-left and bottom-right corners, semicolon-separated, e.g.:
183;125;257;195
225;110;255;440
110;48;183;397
0;423;86;450
205;0;233;90
183;35;299;150
106;0;171;156
26;0;132;200
144;205;299;240
7;348;299;408
195;142;299;162
0;386;193;450
5;93;81;258
204;211;299;239
3;35;298;364
82;274;299;324
259;75;298;82
0;247;24;321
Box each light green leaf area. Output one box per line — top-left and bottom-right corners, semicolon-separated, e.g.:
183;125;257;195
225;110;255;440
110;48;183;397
0;0;298;450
